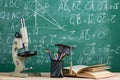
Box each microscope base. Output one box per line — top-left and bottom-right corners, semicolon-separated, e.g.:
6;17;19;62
10;72;28;78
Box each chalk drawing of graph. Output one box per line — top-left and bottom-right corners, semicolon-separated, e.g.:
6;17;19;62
24;0;64;30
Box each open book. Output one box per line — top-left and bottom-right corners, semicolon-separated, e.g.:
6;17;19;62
63;64;114;79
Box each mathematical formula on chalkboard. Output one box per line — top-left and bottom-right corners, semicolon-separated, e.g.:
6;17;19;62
0;0;120;72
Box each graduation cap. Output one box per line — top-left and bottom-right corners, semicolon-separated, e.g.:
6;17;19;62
55;44;75;55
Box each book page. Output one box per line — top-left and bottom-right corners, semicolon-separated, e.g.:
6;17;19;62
77;64;107;73
83;66;111;72
87;70;112;75
76;70;114;78
64;65;88;73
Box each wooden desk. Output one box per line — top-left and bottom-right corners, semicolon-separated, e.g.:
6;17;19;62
0;73;120;80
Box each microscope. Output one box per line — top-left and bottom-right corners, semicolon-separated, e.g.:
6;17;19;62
10;18;37;78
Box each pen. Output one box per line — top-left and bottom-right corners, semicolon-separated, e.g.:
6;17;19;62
45;49;54;61
57;52;62;60
59;53;66;60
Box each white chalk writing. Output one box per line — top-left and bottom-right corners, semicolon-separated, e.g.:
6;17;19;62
0;0;120;69
0;0;19;8
0;11;20;20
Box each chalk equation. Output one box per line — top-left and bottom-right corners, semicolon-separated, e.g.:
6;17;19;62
77;55;112;65
58;0;119;12
58;0;119;25
76;43;116;65
0;0;120;71
0;0;20;8
70;13;116;25
78;29;106;40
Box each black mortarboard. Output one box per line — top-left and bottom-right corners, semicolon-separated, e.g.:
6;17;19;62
55;44;74;55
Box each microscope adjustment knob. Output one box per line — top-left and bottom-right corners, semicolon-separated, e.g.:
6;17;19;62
15;32;22;38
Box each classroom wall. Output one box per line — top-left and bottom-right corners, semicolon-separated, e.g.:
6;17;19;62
0;0;120;72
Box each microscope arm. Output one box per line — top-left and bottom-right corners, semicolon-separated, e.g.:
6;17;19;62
12;37;26;73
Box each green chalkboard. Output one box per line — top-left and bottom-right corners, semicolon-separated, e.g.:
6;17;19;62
0;0;120;72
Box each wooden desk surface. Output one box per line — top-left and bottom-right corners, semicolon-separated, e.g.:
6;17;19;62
0;73;120;80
